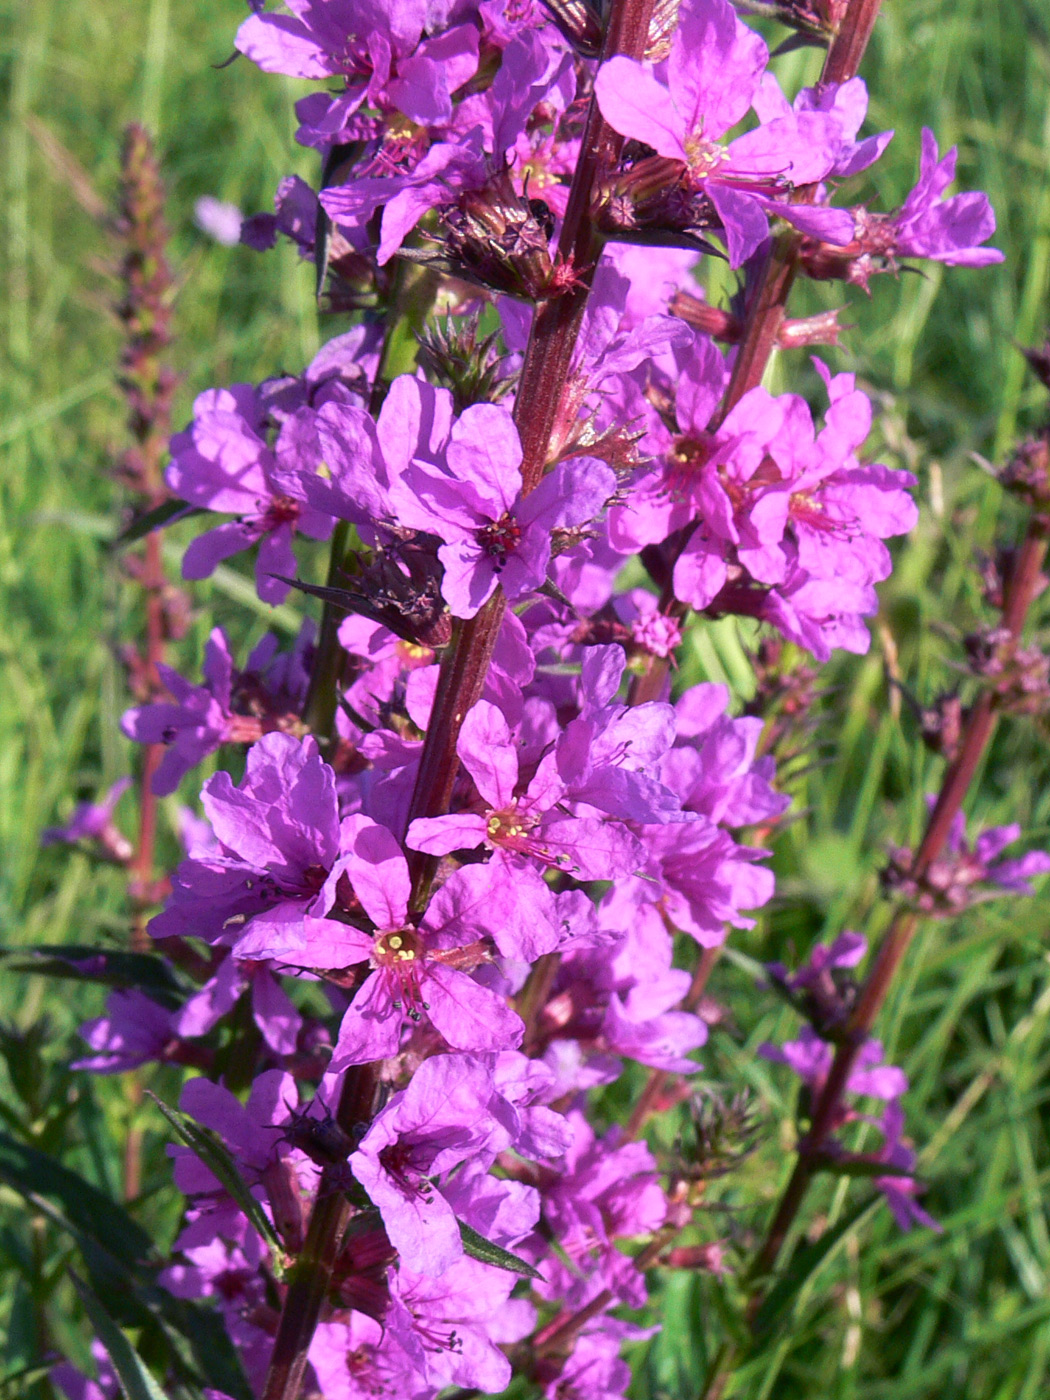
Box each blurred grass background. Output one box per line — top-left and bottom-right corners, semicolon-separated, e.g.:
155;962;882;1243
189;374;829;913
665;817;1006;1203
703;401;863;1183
1;0;1050;1395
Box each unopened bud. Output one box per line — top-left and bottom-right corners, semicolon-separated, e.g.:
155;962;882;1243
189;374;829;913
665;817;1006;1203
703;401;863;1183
538;0;603;55
665;1242;730;1275
424;172;556;302
999;436;1050;510
418;314;515;413
594;156;714;250
670;290;741;343
777;308;847;349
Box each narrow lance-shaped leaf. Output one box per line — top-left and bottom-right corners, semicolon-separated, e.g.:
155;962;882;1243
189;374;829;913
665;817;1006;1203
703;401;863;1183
458;1220;541;1280
0;946;190;1008
24;1187;251;1400
0;1129;154;1267
112;497;202;547
71;1273;172;1400
146;1092;286;1269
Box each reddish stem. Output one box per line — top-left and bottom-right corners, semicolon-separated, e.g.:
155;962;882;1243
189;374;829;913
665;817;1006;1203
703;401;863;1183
260;1065;380;1400
747;515;1049;1287
533;1231;672;1359
114;125;176;1201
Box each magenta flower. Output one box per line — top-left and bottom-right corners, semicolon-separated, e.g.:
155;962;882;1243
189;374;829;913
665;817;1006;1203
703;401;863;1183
308;1315;421;1399
349;1054;517;1275
887;809;1050;914
73;989;176;1074
408;698;644;883
236;0;482;138
239;814;524;1065
594;0;855;264
174;953;303;1056
296;371;454;529
166;384;334;605
894;129;1003;266
122;630;237;796
148;733;342;947
759;1026;908;1104
537;1111;668;1310
871;1102;941;1233
393;404;616;618
42;776;133;863
663;681;787;828
387;1255;536;1393
317;32;572;260
639;817;775;946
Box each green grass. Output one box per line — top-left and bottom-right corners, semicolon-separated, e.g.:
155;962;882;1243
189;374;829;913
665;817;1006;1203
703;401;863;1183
1;0;1050;1396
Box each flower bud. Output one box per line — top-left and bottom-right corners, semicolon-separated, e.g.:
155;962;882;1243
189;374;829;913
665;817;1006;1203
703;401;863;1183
734;0;846;45
917;692;965;760
670;289;742;343
777;308;848;348
417;314;515;413
998;435;1050;511
399;171;557;301
538;0;603;56
594;156;717;253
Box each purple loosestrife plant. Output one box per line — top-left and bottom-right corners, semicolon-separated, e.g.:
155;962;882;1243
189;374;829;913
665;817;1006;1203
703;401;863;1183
38;1;1045;1398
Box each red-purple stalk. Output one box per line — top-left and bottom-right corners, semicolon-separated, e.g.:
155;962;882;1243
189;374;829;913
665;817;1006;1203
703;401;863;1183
258;3;660;1391
113;124;177;1201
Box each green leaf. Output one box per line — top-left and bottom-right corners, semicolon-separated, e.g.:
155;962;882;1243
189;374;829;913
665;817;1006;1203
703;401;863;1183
0;946;189;1008
316;140;360;303
750;1198;878;1342
71;1273;171;1400
0;1134;251;1400
111;498;202;547
0;1130;154;1268
457;1220;541;1280
146;1092;285;1261
0;1361;63;1395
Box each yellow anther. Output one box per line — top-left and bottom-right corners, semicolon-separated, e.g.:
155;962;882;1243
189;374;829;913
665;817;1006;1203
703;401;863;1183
388;935;403;950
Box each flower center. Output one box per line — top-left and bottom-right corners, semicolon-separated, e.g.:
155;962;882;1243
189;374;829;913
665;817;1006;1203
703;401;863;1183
373;926;424;968
263;493;300;528
682;133;725;178
476;512;522;570
378;1140;435;1202
372;926;430;1021
668;433;715;499
485;807;540;853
